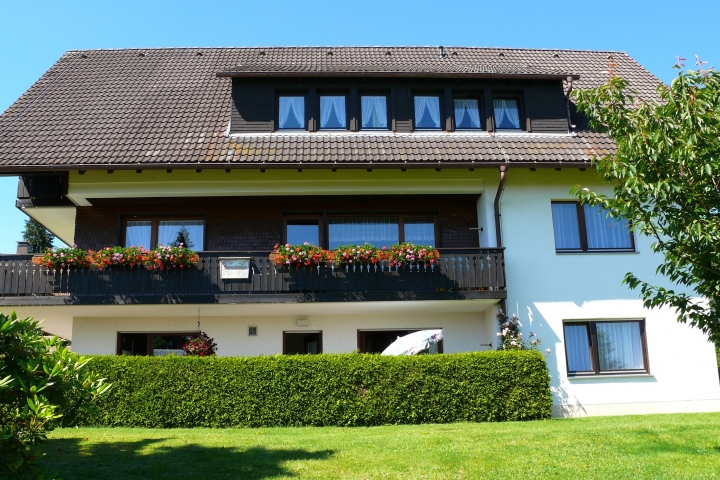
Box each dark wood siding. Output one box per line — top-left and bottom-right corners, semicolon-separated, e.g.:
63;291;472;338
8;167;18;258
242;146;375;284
75;194;481;251
525;83;569;133
227;77;569;134
16;174;72;207
230;81;273;133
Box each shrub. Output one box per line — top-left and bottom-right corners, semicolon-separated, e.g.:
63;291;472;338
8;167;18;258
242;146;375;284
333;243;383;267
0;312;111;478
91;245;148;269
84;351;551;428
144;244;199;270
41;245;91;269
272;242;329;266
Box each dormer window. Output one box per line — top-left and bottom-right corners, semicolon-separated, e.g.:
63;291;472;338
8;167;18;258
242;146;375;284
319;95;347;129
361;96;388;129
414;95;441;130
493;98;521;130
454;99;481;130
278;96;305;129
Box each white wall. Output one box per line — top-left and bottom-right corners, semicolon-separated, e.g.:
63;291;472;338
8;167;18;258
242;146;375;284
71;303;497;356
498;168;720;415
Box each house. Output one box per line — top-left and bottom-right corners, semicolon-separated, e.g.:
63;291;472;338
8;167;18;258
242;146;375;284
0;46;718;417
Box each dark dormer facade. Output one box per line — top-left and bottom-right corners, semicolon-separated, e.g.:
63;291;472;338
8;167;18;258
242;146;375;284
227;76;570;135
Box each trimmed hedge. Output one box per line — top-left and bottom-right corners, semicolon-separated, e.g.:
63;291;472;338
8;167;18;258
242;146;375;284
85;351;552;428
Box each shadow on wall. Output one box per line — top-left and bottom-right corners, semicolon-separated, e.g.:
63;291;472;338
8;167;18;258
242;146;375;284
41;437;334;480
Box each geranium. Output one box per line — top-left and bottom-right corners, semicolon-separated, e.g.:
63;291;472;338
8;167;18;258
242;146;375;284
333;243;383;267
41;245;91;269
144;244;199;271
91;245;148;269
387;242;439;267
182;331;217;356
273;242;328;266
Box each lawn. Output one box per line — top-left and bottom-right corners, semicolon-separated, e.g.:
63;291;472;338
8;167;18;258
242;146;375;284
42;413;720;479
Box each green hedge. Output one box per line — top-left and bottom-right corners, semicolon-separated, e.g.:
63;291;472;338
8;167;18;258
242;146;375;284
85;351;552;428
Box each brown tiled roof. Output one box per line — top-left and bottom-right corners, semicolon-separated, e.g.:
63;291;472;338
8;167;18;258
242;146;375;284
0;47;660;171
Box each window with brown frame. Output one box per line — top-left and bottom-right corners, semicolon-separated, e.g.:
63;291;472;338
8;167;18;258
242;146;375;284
117;332;196;356
283;214;438;249
563;320;649;376
492;97;523;131
123;216;205;251
551;201;634;253
453;98;482;130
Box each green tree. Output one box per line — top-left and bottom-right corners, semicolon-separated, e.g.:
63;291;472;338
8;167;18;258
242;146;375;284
571;61;720;343
21;219;54;253
0;312;111;478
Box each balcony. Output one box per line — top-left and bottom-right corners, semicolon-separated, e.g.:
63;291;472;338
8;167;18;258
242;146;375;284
0;249;506;305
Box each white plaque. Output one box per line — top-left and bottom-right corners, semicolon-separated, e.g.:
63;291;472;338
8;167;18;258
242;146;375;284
219;257;251;279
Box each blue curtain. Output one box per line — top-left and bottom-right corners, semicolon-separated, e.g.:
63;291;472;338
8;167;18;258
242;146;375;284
551;203;581;249
493;99;521;129
279;96;304;129
583;205;633;249
564;324;593;372
320;96;346;129
125;220;152;250
361;96;388;129
454;99;481;129
414;96;441;129
329;217;399;249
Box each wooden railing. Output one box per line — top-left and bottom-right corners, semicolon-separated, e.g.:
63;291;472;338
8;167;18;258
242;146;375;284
0;249;505;299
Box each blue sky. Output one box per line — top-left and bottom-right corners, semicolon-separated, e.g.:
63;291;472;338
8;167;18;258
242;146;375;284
0;0;718;253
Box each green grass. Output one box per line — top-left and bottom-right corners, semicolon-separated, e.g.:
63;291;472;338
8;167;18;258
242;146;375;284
42;413;720;479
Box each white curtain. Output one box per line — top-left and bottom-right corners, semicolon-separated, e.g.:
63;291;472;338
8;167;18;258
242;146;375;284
320;96;346;129
493;99;521;129
597;322;644;371
454;99;480;129
414;96;441;129
551;203;581;249
125;220;152;250
279;96;304;129
564;324;593;372
158;220;204;250
361;96;387;129
404;219;435;245
584;205;633;249
328;217;399;249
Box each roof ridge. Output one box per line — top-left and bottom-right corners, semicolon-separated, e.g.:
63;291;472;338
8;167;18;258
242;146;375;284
64;46;628;54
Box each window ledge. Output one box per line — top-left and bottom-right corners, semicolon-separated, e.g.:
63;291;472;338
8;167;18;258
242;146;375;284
568;373;654;380
555;250;638;255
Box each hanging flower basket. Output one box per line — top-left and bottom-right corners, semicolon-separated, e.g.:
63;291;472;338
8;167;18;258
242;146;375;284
388;242;439;268
91;246;148;269
144;244;199;271
333;243;384;267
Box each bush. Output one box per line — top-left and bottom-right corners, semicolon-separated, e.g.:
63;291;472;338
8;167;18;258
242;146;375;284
84;351;551;428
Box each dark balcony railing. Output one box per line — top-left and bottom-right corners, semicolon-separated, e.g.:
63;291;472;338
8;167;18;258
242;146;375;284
0;249;505;302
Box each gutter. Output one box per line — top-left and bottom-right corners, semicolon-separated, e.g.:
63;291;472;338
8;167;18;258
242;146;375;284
0;160;590;176
216;71;582;81
493;165;507;248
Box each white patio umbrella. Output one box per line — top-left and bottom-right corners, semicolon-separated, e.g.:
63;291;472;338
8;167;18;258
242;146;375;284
381;329;444;355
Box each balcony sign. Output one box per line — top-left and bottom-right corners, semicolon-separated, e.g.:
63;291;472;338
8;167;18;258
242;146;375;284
219;257;251;279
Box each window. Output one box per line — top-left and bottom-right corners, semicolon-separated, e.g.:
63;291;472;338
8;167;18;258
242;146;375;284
123;217;205;251
278;96;305;129
563;320;648;376
551;202;633;252
358;329;443;354
361;95;388;129
283;331;322;354
286;218;320;245
493;98;521;130
414;95;441;129
454;99;481;130
117;332;195;356
319;95;347;129
326;216;436;250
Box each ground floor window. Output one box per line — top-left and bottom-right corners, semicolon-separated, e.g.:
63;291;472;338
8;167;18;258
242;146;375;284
283;331;322;354
117;332;195;356
563;320;648;376
357;329;444;354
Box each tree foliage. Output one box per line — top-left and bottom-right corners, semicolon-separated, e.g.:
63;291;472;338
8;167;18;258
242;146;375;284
21;219;54;254
0;312;111;478
571;63;720;343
